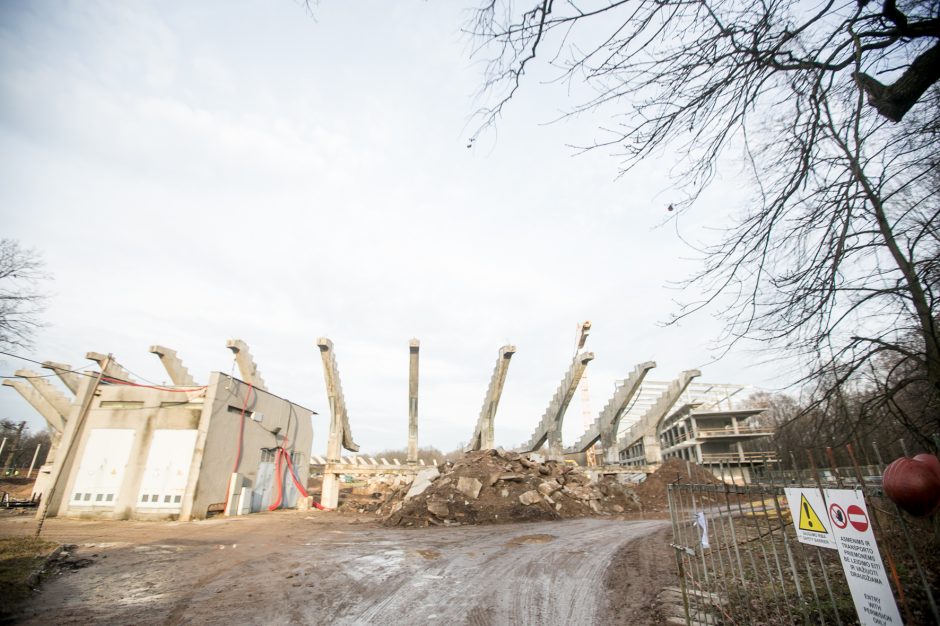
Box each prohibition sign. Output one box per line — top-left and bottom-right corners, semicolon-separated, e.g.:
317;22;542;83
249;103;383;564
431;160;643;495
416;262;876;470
847;504;869;532
829;503;848;529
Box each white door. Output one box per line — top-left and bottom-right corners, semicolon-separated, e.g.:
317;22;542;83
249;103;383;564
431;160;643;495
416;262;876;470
136;429;197;511
70;428;136;508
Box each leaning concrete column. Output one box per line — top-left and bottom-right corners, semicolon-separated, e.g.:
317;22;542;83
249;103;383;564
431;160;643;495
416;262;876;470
466;345;516;451
16;370;72;421
317;338;360;509
86;351;135;382
2;380;66;432
518;351;594;458
149;345;197;386
407;339;420;465
568;361;655;456
40;361;81;395
616;369;700;465
225;339;267;391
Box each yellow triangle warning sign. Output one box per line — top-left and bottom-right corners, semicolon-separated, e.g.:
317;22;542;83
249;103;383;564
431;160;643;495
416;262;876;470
798;494;827;534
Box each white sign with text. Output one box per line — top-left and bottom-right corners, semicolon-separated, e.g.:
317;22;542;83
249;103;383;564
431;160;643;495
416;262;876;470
824;489;902;626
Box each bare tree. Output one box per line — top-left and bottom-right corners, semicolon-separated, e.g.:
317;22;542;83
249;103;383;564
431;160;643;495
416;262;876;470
0;239;50;350
468;1;940;440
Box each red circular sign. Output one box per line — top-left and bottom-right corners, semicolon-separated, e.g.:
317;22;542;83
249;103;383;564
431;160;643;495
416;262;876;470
847;504;869;532
829;503;847;529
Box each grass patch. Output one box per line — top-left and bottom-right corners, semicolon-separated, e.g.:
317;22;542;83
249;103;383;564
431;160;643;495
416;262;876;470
0;536;59;612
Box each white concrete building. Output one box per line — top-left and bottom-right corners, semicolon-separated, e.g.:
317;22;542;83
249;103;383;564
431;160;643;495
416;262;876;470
5;344;314;521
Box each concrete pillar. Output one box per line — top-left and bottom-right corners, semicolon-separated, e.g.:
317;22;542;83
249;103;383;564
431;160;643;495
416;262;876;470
321;474;339;510
407;339;419;465
40;361;81;395
16;370;72;420
614;369;700;464
2;380;66;432
35;372;99;519
86;352;135;382
317;338;359;459
642;434;662;465
317;338;359;510
737;441;745;462
225;339;267;391
731;416;740;434
567;361;655;458
518;351;594;457
466;345;516;451
149;345;197;386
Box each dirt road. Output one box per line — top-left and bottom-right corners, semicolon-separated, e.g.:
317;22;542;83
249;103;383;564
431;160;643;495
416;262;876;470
1;511;670;625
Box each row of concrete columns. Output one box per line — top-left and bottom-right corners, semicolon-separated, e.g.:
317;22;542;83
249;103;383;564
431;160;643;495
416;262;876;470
312;335;710;476
2;340;265;496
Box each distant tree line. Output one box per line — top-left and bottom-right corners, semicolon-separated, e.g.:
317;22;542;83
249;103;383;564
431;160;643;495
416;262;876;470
744;348;940;467
1;419;51;475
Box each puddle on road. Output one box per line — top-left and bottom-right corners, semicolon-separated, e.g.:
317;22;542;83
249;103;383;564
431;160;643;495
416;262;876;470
505;533;557;546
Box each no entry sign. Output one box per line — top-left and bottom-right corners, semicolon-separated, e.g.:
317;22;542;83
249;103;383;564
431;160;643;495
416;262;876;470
824;489;902;626
847;504;869;532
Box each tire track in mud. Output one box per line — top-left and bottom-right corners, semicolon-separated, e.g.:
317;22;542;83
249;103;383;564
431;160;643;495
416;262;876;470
320;518;668;625
8;515;668;625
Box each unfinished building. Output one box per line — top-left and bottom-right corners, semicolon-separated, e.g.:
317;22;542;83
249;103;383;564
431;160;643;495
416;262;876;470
3;341;314;521
616;380;773;481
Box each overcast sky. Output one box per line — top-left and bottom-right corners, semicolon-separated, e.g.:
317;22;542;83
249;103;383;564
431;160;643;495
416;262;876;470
0;1;788;456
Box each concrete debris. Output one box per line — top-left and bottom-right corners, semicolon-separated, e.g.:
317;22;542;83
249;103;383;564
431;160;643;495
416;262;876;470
537;480;561;497
518;490;542;506
404;466;441;500
456;476;483;500
381;449;640;527
427;499;450;518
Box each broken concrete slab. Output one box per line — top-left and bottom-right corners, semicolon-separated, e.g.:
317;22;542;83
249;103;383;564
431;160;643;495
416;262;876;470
518;490;541;506
405;466;440;500
456;476;482;500
537;480;561;497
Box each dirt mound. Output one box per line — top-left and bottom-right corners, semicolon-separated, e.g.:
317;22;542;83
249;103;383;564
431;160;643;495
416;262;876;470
0;478;36;501
381;450;640;527
634;458;725;512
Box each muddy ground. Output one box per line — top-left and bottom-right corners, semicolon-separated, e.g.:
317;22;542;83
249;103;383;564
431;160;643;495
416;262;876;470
0;510;673;625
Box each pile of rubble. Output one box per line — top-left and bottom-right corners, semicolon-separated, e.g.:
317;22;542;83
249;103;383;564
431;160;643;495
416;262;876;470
380;449;640;527
634;458;728;512
333;474;412;514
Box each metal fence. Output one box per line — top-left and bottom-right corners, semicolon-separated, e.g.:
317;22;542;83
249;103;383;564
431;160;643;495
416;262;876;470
667;446;939;625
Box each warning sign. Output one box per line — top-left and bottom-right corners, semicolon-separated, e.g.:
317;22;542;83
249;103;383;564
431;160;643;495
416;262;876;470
798;494;827;533
825;489;902;626
784;488;836;549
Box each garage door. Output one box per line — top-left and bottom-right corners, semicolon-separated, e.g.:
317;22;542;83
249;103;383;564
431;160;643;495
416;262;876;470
70;428;136;508
137;429;198;512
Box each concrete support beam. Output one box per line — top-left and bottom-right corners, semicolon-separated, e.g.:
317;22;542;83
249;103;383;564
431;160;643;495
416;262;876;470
16;370;72;418
568;361;656;455
407;339;420;465
40;361;81;395
317;337;360;462
86;352;135;382
618;369;701;465
149;345;197;386
518;351;594;457
2;380;66;432
225;339;267;391
466;345;516;452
